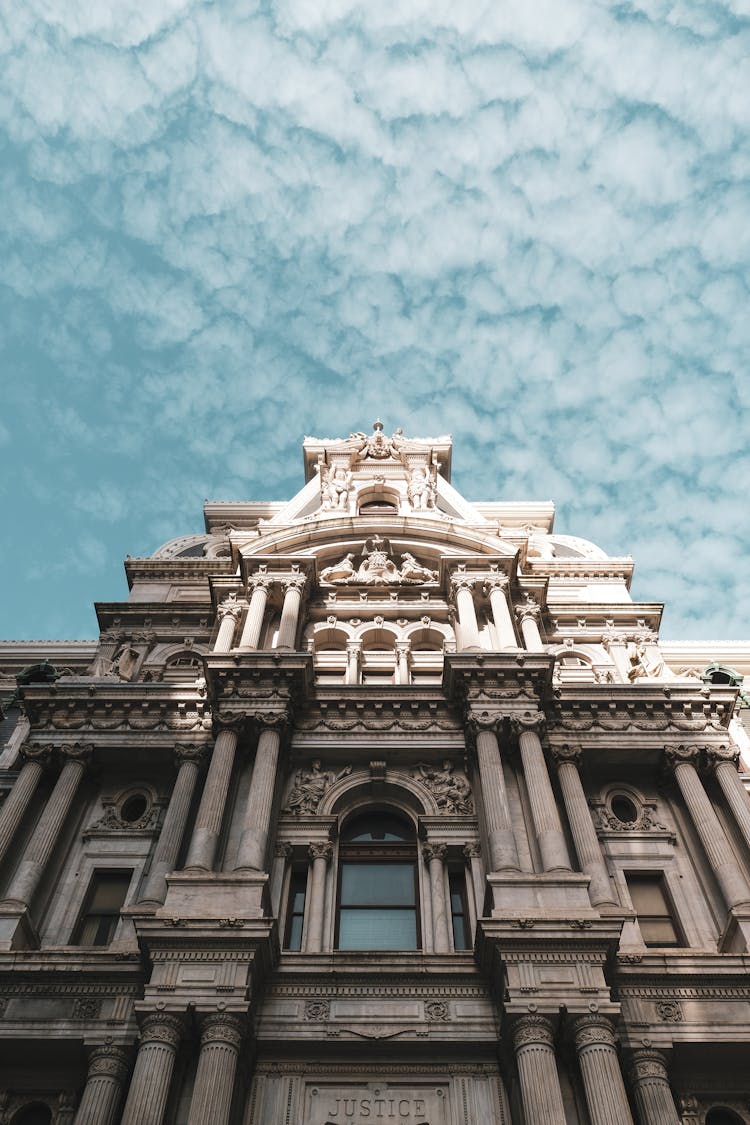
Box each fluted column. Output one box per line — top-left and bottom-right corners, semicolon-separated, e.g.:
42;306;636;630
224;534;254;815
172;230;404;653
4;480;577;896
0;745;49;868
515;599;544;652
513;1014;567;1125
186;1013;244;1125
483;575;517;648
234;718;286;871
667;746;750;910
423;843;451;952
708;745;750;856
573;1015;634;1125
515;715;571;872
139;748;204;904
213;595;243;654
472;720;520;871
73;1042;132;1125
183;729;238;871
4;744;90;906
629;1048;680;1125
463;841;485;924
305;842;332;952
275;575;306;649
120;1012;183;1125
552;746;618;906
238;574;270;650
451;574;480;651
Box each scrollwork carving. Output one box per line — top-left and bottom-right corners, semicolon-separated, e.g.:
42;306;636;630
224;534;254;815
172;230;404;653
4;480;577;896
304;999;330;1021
424;1000;449;1022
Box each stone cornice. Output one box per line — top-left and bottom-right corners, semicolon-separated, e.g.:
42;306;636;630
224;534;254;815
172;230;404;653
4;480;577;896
16;680;212;738
294;692;462;734
94;604;213;633
545;604;663;640
526;558;635;585
443;652;554;708
547;682;737;734
124;558;234;588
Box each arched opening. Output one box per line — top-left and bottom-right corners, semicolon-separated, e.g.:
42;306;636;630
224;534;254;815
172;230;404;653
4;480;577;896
13;1105;53;1125
359;499;398;515
336;810;419;951
162;652;203;683
705;1109;745;1125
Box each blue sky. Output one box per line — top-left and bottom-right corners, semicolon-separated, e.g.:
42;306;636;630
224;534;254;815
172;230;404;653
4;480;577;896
1;0;749;641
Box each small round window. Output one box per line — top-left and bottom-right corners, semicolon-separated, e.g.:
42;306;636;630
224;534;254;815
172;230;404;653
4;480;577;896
610;794;639;825
120;793;149;824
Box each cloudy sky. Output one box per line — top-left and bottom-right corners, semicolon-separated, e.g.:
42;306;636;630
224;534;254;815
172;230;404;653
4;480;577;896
1;0;749;641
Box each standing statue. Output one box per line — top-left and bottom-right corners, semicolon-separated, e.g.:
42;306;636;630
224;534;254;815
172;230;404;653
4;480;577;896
321;465;353;511
283;761;352;815
407;466;436;510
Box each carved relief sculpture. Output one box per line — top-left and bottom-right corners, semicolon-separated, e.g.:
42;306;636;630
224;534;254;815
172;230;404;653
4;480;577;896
283;761;353;815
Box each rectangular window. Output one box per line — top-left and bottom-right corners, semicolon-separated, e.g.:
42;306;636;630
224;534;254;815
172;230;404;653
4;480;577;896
625;873;682;947
72;870;132;946
284;869;307;951
449;871;471;950
337;862;418;950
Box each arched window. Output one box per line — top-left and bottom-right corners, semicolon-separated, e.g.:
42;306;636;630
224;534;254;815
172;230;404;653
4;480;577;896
336;811;419;951
13;1106;53;1125
706;1110;745;1125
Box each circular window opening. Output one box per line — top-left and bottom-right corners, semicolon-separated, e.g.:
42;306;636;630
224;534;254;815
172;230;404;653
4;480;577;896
706;1109;745;1125
611;795;639;824
120;794;149;823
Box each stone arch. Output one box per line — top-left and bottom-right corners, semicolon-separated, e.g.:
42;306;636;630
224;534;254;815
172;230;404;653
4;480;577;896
403;621;452;649
304;621;356;649
318;768;440;818
358;623;402;649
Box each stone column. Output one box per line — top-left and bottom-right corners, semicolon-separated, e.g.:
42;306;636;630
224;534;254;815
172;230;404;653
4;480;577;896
238;574;271;650
4;744;90;907
395;641;411;685
0;745;49;868
57;1090;77;1125
450;574;481;651
463;841;485;924
275;575;306;650
139;748;204;905
183;729;238;871
552;746;618;907
515;600;544;652
483;575;517;648
515;715;571;872
708;745;750;856
573;1014;634;1125
629;1048;680;1125
213;595;243;654
345;641;361;685
234;717;286;871
73;1042;132;1125
472;719;520;871
120;1012;183;1125
186;1013;244;1125
513;1014;567;1125
305;842;332;953
423;843;451;953
667;746;750;910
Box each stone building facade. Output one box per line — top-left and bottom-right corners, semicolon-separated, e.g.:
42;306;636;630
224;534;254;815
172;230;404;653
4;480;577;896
1;423;750;1125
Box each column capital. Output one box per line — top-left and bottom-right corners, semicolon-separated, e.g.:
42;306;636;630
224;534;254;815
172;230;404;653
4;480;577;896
706;743;741;772
174;745;207;766
275;840;294;859
280;573;307;594
467;709;502;734
664;744;700;769
217;594;243;621
423;842;449;863
308;841;333;864
550;743;582;769
512;1012;555;1049
60;742;94;767
482;574;509;595
20;743;54;767
510;710;546;736
87;1041;132;1082
629;1046;670;1082
247;572;272;593
515;599;541;623
138;1010;184;1049
572;1012;617;1049
449;571;477;596
463;841;481;859
198;1011;244;1049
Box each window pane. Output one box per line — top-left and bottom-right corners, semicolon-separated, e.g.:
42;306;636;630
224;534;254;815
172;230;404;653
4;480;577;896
339;909;417;950
340;864;415;906
629;878;668;914
89;872;132;910
288;915;303;951
640;918;679;945
342;813;413;842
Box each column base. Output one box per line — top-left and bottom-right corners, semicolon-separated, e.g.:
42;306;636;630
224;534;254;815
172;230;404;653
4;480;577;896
0;900;39;950
161;871;269;920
